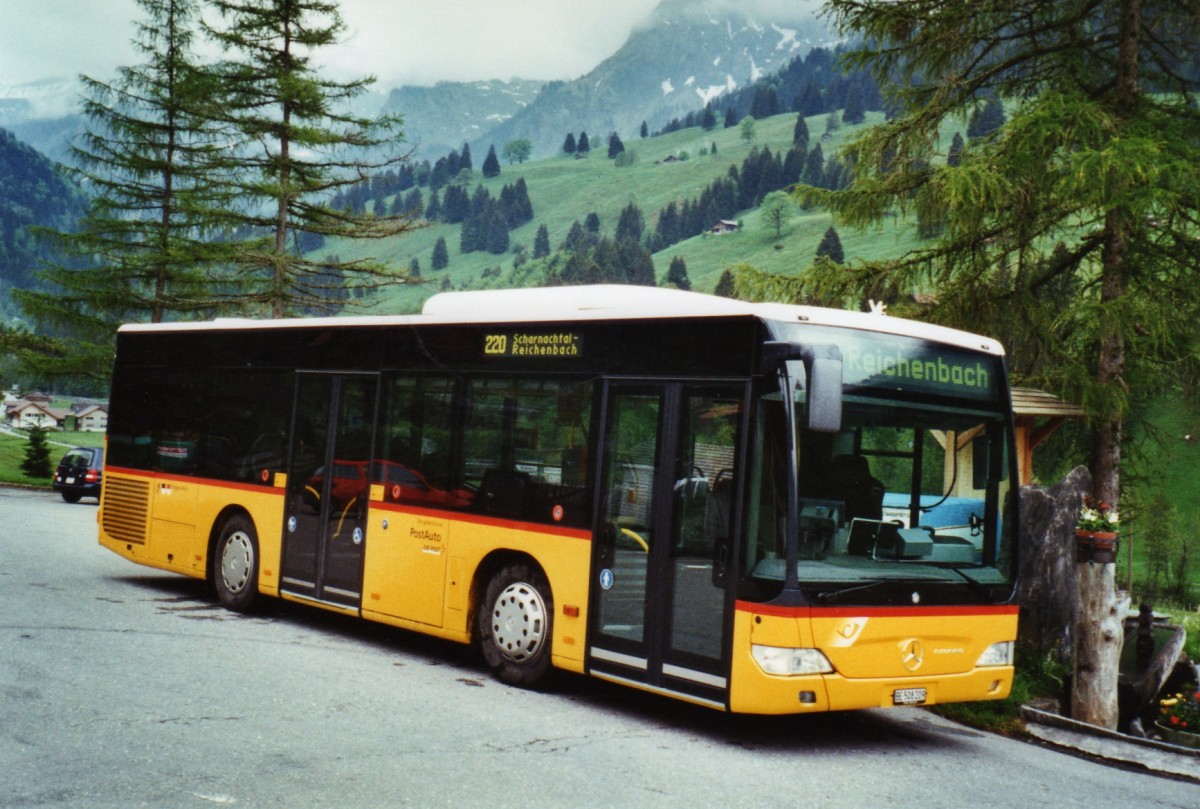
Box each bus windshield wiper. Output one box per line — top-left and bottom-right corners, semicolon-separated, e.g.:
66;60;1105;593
924;563;997;603
814;576;942;605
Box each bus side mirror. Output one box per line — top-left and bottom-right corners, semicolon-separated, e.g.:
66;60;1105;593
804;348;842;434
760;341;843;434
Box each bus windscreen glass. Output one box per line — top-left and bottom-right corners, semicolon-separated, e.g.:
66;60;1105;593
742;326;1015;604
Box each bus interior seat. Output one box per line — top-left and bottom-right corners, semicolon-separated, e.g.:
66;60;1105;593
480;469;532;518
829;454;884;522
704;469;735;542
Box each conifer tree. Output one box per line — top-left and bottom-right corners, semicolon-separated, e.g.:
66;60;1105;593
947;131;965;167
532;223;551;259
793;113;809;148
713;268;736;298
561;220;589;252
562;132;576;154
21;426;53;479
577;131;590;153
618;239;656;286
666;256;691;290
640;120;649;138
204;0;416;317
483;201;510;255
615;202;644;244
842;80;867;124
482;144;501;178
18;0;233;379
431;236;449;270
607;132;625;159
425;188;441;221
815;226;844;264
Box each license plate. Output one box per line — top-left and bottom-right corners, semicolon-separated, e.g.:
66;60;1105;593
893;687;927;705
65;477;76;484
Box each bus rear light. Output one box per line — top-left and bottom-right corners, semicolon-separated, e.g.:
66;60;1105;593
975;641;1014;667
751;645;834;676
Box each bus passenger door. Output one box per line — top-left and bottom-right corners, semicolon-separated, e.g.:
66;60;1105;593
281;372;379;608
589;382;743;707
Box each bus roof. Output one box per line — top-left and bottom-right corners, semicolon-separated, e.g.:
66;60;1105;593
117;285;1004;355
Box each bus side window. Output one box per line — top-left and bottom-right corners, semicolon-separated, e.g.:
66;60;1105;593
377;376;465;507
462;377;593;525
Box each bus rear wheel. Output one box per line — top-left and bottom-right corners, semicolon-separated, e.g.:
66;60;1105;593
214;515;259;612
478;562;553;687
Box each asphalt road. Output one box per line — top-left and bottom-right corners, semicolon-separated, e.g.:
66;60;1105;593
2;485;1196;808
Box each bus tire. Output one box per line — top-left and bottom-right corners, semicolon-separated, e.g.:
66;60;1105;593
214;515;259;612
478;562;553;687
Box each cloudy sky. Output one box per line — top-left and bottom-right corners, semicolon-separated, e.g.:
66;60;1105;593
0;0;664;89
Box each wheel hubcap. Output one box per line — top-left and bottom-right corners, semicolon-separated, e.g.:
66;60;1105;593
221;531;253;594
491;582;546;663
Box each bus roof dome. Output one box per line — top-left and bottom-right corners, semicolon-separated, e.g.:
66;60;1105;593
421;285;756;320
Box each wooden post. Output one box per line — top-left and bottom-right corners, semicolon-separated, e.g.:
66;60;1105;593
1071;557;1126;729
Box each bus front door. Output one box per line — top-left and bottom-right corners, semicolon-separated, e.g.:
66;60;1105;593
280;372;379;609
589;382;743;708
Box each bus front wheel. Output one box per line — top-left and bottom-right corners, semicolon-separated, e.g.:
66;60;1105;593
214;515;259;612
478;562;553;687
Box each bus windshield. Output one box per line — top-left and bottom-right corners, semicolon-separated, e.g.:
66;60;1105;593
741;329;1016;605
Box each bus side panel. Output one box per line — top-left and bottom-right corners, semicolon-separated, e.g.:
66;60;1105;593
359;504;593;673
99;468;286;596
192;479;287;598
361;504;450;628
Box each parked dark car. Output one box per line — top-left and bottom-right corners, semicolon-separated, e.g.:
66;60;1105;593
52;446;104;503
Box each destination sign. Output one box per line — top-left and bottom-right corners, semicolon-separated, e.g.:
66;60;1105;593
771;323;1003;402
483;331;583;359
844;344;996;399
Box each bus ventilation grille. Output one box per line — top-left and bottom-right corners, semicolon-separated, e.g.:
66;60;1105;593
103;477;150;545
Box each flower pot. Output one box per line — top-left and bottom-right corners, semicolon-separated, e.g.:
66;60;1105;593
1155;721;1200;749
1075;529;1118;563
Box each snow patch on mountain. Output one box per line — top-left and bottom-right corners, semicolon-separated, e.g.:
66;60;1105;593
661;78;675;95
694;75;738;106
748;56;764;83
772;24;802;51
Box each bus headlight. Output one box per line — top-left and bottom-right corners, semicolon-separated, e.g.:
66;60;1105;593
751;645;834;676
975;641;1014;667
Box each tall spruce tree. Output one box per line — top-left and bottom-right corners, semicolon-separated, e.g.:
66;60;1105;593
815;226;844;264
790;0;1200;730
431;236;449;270
532;223;551;259
481;144;501;178
666;256;691;290
713;268;736;298
204;0;416;317
17;0;233;380
615;202;645;244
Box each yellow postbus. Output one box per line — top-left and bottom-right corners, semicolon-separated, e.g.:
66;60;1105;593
99;285;1018;713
